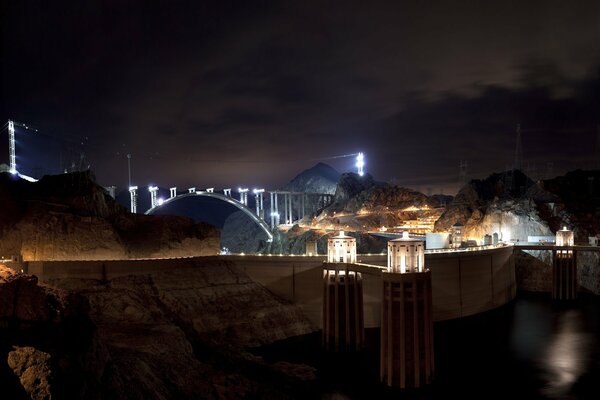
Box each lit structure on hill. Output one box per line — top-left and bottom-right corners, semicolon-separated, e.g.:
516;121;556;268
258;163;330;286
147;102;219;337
553;227;577;300
8;120;16;174
323;231;364;351
396;217;438;234
356;152;365;176
381;232;434;388
5;119;38;175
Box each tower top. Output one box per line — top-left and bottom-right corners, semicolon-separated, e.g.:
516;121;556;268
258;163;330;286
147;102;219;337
389;231;421;242
332;230;354;239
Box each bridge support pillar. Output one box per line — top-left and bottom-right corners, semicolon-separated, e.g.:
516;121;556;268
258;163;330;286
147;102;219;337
284;193;289;224
253;189;265;219
381;270;434;388
552;249;577;300
223;188;231;197
129;186;138;214
288;193;293;224
322;263;364;352
270;192;275;228
149;186;158;208
238;188;249;205
274;192;280;226
170;187;177;198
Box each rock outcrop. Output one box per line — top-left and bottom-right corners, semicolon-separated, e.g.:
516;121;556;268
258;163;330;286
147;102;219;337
435;170;560;242
283;162;340;195
540;169;600;238
7;347;54;400
2;256;319;398
220;210;270;254
46;257;317;398
269;225;388;255
0;171;219;260
0;265;106;399
312;172;443;234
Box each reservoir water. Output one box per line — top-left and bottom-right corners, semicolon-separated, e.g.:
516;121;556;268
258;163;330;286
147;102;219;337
258;292;600;399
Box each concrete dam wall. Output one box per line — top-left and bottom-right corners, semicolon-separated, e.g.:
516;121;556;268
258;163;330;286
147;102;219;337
25;245;517;325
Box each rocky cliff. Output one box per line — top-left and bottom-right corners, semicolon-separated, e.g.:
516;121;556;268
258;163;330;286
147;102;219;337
434;170;561;242
540;169;600;238
0;265;106;399
434;169;600;243
2;257;318;398
0;171;219;260
220;210;270;254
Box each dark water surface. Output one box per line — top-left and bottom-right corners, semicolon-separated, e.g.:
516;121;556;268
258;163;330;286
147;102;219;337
256;292;600;399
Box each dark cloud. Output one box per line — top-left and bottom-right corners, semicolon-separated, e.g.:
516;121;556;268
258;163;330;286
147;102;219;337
2;1;600;194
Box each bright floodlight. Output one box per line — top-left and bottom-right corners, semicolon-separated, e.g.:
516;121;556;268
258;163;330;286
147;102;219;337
157;198;164;206
356;152;365;176
8;120;16;174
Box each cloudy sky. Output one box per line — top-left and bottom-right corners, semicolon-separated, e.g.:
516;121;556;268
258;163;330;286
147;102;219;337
2;1;600;194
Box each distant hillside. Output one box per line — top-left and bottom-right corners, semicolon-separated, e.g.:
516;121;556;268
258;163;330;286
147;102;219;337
312;172;443;232
328;172;440;213
283;162;340;194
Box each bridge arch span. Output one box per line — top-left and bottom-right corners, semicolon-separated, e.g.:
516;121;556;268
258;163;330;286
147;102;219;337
145;192;273;242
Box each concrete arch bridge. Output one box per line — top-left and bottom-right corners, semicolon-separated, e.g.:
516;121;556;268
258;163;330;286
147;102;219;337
139;186;335;241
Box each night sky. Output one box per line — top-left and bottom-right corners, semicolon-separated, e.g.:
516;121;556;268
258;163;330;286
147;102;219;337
2;1;600;195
